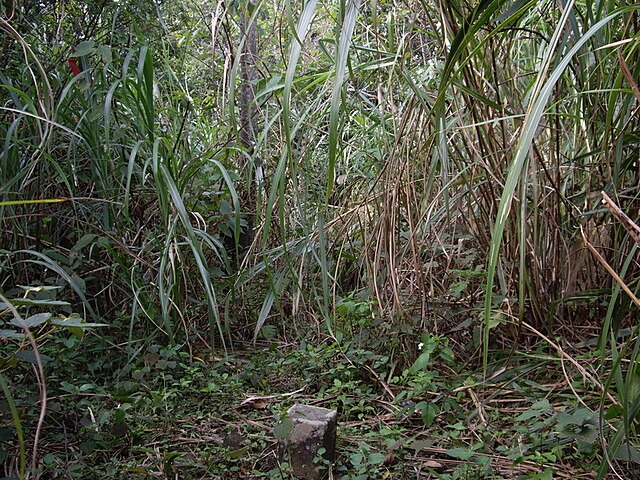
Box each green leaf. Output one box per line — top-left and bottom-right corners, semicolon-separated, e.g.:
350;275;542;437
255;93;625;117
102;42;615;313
256;74;284;101
14;350;52;366
114;408;126;424
517;399;551;421
408;352;430;374
409;439;433;451
50;317;107;329
530;468;554;480
50;315;107;340
445;447;476;460
368;452;387;465
60;381;77;393
17;250;96;319
5;298;69;307
17;285;62;293
219;199;232;215
557;408;599;445
73;40;96;57
0;329;25;339
409;340;437;374
274;416;293;440
97;44;112;64
0;374;24;478
226;446;248;458
416;401;439;427
10;312;51;329
605;404;623;420
557;408;597;427
614;442;640;462
72;234;97;253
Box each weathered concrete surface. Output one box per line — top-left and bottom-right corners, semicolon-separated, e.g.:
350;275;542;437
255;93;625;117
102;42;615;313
279;404;338;479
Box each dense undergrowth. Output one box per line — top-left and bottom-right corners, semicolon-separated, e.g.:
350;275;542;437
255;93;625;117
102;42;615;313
2;0;640;478
2;323;629;479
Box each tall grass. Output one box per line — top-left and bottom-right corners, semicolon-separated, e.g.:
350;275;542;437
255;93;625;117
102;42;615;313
349;0;640;345
375;0;640;475
246;0;640;473
3;0;640;474
1;10;233;349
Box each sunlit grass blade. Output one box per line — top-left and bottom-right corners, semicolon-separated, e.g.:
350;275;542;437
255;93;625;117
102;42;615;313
327;0;360;203
261;0;319;247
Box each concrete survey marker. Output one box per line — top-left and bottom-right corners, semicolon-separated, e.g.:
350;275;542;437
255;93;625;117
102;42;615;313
276;404;338;479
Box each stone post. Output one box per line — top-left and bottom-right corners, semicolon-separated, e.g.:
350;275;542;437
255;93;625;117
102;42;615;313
278;404;338;479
